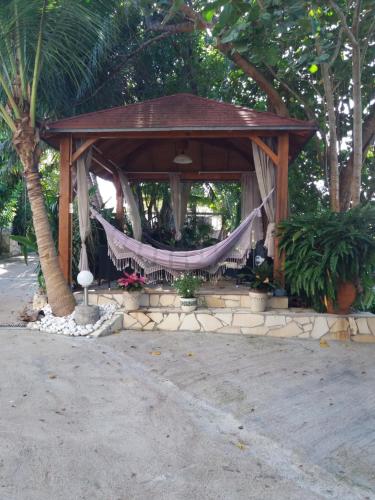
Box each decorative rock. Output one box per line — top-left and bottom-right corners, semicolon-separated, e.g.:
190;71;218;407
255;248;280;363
123;313;138;328
28;303;118;336
233;313;264;328
311;317;329;339
241;326;269;336
150;295;160;307
32;291;48;311
217;326;241;334
215;313;233;326
303;323;313;332
351;334;375;343
367;318;375;336
329;318;349;333
180;314;200;332
205;296;225;308
268;321;302;338
348;317;358;335
158;313;180;331
129;311;150;327
356;318;370;335
74;305;100;325
143;322;156;331
149;312;164;324
225;299;240;308
295;317;311;325
265;315;286;327
196;314;223;332
159;294;176;307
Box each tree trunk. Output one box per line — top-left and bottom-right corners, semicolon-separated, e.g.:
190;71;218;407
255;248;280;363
13;123;76;316
319;56;340;211
340;102;375;210
350;43;362;206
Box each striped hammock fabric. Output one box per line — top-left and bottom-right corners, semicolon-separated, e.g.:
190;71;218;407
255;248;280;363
92;191;272;282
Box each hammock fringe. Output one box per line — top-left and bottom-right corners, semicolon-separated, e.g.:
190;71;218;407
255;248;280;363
93;190;273;284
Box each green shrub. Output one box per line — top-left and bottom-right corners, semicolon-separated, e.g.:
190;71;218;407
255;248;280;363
278;204;375;311
172;274;202;298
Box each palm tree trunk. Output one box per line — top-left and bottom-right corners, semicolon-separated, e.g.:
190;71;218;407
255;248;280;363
13;123;76;317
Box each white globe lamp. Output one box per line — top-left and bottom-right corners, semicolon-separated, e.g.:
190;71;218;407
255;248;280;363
77;270;94;305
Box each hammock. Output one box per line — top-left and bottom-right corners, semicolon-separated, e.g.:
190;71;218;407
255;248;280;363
91;191;272;281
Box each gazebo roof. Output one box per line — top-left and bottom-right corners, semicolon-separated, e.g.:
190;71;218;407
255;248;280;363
47;93;316;133
45;94;317;182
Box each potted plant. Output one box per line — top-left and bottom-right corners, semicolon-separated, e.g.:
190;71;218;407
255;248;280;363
278;205;375;313
248;261;274;312
118;272;146;312
172;274;202;312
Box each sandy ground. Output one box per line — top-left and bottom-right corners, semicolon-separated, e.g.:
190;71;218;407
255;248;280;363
0;255;38;325
0;328;374;500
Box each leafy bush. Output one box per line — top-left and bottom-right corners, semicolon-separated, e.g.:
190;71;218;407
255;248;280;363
117;272;146;292
249;261;275;292
172;274;202;298
278;205;375;311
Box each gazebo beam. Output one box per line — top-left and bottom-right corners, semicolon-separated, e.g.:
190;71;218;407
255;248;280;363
58;135;73;284
70;138;97;165
250;136;279;167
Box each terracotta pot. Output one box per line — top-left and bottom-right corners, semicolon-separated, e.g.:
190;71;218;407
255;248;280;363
248;290;268;312
326;282;357;314
123;291;142;312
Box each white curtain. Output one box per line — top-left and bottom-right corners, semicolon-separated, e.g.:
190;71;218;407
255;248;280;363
252;140;276;258
118;170;142;241
76;147;92;271
241;171;263;246
169;173;191;241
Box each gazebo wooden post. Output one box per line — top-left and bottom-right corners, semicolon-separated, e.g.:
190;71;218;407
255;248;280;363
58;135;73;284
274;133;289;285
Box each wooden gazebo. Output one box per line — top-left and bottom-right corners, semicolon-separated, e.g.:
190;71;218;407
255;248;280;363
44;94;317;284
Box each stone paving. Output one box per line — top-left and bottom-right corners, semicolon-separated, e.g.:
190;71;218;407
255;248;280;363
1;328;375;499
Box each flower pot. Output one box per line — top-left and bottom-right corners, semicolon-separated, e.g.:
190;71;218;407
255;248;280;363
248;290;268;312
180;297;197;313
123;291;142;312
326;282;357;314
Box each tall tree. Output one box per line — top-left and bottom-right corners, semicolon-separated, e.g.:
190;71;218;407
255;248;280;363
0;0;116;315
147;0;375;211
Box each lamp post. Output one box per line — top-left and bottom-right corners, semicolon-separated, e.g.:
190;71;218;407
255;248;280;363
77;270;94;306
74;271;100;325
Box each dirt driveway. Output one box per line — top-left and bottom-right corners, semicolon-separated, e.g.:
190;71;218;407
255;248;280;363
0;329;374;499
0;255;38;325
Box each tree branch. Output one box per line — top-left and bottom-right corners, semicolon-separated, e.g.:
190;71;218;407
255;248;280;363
74;31;175;106
219;43;289;116
328;0;358;47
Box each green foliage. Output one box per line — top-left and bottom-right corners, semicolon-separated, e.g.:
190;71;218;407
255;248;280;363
172;274;202;298
278;205;375;311
249;261;275;292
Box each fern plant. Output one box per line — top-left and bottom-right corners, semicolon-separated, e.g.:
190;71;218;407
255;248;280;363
278;205;375;311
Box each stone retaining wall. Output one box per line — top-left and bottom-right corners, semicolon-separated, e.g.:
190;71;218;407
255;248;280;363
121;307;375;342
87;289;288;310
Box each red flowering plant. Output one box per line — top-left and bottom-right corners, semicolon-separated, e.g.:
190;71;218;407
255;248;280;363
117;272;146;292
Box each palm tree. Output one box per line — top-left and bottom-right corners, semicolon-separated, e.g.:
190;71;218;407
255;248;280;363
0;0;115;316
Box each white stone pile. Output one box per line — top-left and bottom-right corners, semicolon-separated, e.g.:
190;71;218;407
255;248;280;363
28;303;118;337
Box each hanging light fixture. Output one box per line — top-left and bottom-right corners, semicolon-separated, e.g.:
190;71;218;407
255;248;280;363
173;153;193;164
173;141;192;164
